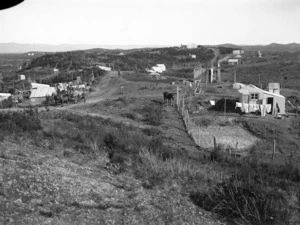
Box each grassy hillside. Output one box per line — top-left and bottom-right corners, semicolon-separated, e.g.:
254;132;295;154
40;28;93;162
215;43;300;53
25;47;214;72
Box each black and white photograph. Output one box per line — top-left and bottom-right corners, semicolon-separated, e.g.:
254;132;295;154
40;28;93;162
0;0;300;224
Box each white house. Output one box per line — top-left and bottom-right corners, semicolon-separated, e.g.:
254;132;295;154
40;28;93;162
18;74;26;80
189;53;197;59
53;68;59;75
0;93;11;102
233;50;245;55
146;64;166;73
228;58;240;65
237;84;285;115
186;43;198;49
97;66;112;71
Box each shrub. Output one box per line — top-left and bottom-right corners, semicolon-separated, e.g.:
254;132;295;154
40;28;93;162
142;127;161;136
142;103;162;126
121;112;136;120
1;96;14;108
196;118;212;127
190;180;289;225
0;110;41;134
210;144;227;162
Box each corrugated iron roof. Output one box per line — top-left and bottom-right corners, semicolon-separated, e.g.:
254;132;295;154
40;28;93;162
30;87;56;98
228;59;239;62
238;84;285;99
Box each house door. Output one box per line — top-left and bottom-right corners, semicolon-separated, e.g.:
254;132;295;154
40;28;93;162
267;97;273;114
242;95;248;103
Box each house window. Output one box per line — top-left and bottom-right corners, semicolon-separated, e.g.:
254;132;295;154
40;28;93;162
250;93;259;100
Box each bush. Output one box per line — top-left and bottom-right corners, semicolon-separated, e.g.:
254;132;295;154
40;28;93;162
190;179;289;225
142;103;163;126
0;109;41;134
196;118;212;127
1;97;14;108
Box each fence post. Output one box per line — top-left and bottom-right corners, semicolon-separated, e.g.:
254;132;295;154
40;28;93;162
182;97;185;116
224;97;226;116
198;126;200;146
272;139;276;162
177;86;179;107
213;136;217;149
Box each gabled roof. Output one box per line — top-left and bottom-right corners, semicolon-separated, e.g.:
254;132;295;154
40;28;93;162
249;84;285;99
238;84;285;99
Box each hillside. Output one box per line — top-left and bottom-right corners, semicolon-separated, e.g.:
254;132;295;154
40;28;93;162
214;43;300;53
25;46;214;71
0;43;171;53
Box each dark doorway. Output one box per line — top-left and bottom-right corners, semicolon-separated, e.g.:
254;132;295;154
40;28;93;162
267;97;273;114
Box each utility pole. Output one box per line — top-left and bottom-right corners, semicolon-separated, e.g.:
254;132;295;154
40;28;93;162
205;72;208;90
258;73;262;89
224;97;226;116
234;70;236;83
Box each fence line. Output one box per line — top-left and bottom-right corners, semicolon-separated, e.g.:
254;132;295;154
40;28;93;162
176;88;203;149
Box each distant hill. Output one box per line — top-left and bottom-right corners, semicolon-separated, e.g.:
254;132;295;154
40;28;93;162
212;43;300;53
0;43;170;53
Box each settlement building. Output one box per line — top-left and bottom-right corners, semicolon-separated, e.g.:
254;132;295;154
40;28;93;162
233;50;245;55
0;93;11;102
228;58;240;65
97;66;112;71
30;83;57;104
237;84;285;115
146;64;166;73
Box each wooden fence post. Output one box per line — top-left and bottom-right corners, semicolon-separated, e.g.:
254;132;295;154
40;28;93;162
224;97;226;116
272;139;276;162
213;136;217;149
177;86;179;107
198;126;201;146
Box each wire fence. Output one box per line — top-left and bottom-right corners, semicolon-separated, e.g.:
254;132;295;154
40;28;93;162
176;87;203;148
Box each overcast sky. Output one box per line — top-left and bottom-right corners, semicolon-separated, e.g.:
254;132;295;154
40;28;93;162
0;0;299;46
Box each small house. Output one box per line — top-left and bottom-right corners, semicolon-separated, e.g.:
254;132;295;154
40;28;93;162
0;93;11;102
97;66;112;71
238;84;285;114
189;53;197;59
18;74;26;80
146;64;166;73
53;68;59;75
228;58;240;65
233;50;244;55
186;43;198;49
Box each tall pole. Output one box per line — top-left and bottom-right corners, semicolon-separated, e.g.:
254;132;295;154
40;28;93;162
258;73;261;88
234;70;236;83
205;72;208;90
224;97;226;116
176;86;179;106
